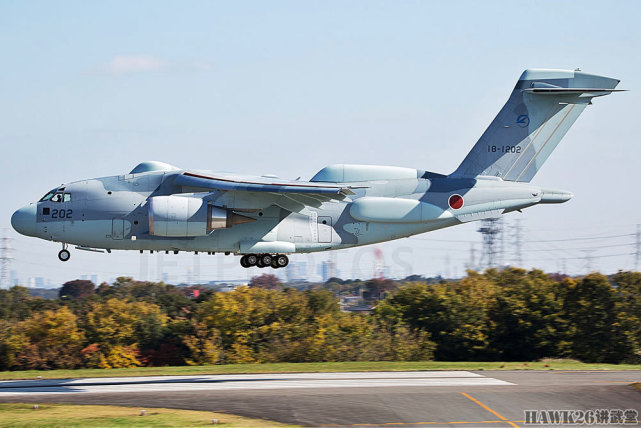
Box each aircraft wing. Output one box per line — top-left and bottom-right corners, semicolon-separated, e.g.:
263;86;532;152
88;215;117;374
174;171;362;196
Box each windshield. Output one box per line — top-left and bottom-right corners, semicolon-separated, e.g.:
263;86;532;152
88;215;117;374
39;192;54;202
39;191;71;202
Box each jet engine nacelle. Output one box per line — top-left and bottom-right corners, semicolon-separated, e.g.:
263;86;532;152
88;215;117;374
148;195;253;237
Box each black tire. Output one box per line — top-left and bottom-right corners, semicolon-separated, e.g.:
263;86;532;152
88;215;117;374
271;258;280;269
261;254;272;266
246;254;258;266
276;255;289;268
240;255;249;268
256;259;265;268
58;249;70;262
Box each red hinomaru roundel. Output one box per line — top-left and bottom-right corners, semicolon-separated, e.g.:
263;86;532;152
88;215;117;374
448;194;464;210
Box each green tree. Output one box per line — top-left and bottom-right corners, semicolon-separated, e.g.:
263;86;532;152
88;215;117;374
561;274;635;363
611;271;641;361
0;286;41;321
59;279;95;299
376;275;495;360
486;269;564;360
306;288;340;316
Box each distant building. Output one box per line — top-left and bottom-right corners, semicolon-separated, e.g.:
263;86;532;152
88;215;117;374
10;270;18;287
286;261;307;282
319;259;338;282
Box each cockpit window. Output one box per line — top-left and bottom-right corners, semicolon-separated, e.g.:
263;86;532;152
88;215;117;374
39;192;55;202
39;191;71;202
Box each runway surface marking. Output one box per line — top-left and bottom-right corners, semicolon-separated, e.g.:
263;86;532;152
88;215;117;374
461;392;519;428
321;421;526;427
0;371;514;396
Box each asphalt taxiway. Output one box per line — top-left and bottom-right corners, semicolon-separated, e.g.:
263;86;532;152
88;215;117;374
0;370;639;427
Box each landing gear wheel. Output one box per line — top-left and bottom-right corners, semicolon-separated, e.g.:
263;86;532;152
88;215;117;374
271;258;280;269
240;255;249;268
246;254;258;266
256;259;265;268
260;254;272;266
275;254;289;268
58;249;71;262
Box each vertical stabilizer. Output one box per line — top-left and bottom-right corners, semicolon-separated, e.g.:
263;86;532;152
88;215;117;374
451;69;620;182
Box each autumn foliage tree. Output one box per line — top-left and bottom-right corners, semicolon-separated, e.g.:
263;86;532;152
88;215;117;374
0;269;640;370
83;298;168;368
10;307;85;369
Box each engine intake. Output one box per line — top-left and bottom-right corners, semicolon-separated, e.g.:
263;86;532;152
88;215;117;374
148;196;254;237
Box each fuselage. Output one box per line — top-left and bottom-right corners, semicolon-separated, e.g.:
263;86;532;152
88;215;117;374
11;163;571;257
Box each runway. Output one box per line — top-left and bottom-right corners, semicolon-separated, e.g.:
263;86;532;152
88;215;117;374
0;370;639;427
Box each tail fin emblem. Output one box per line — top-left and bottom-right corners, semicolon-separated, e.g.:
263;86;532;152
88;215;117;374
516;114;530;127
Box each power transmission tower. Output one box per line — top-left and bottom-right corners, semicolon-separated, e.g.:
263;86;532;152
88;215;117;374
498;219;505;267
444;255;451;278
478;218;503;270
466;243;476;271
0;231;13;289
511;219;523;267
635;224;641;271
581;250;596;274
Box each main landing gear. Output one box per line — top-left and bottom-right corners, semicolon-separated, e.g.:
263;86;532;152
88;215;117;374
240;254;289;269
58;243;70;262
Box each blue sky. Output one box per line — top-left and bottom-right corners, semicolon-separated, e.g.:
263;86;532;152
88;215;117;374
2;1;641;285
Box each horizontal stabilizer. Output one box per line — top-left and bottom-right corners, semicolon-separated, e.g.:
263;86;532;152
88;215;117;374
524;87;625;94
455;209;503;223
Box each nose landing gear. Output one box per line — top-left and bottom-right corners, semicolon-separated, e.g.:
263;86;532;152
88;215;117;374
240;253;289;269
58;244;70;262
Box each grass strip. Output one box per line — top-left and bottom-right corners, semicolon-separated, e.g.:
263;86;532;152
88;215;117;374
0;403;295;427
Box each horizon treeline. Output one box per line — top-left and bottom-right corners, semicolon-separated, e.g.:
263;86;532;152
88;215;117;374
0;268;639;371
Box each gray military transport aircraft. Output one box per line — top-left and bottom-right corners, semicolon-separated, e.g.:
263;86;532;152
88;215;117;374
12;69;622;269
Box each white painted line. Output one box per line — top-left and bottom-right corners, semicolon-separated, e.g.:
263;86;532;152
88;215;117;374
0;371;485;388
0;371;514;396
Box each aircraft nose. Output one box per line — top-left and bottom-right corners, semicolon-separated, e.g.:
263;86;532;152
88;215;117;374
11;204;37;237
